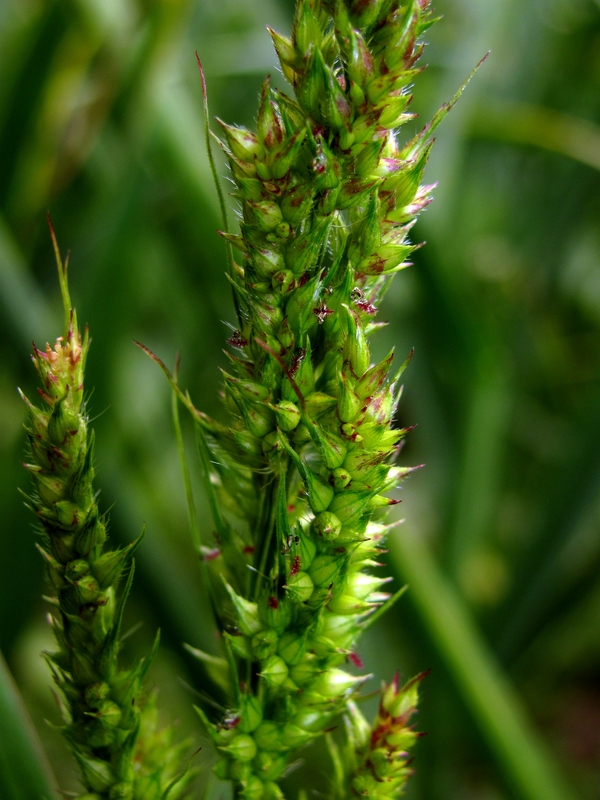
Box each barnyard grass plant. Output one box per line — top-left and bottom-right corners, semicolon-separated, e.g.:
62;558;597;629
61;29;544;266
20;1;484;797
142;1;483;798
20;220;191;800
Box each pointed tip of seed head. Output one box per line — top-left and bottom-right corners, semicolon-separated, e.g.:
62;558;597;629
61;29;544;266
194;50;208;97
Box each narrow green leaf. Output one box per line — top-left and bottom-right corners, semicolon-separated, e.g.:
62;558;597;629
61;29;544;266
389;528;579;800
0;652;60;800
471;99;600;172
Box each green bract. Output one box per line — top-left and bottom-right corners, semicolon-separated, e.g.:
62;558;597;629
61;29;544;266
21;224;191;800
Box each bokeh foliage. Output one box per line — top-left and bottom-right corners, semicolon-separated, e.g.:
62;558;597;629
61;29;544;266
1;0;600;798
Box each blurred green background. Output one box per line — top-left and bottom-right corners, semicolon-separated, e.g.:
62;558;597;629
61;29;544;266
1;0;600;798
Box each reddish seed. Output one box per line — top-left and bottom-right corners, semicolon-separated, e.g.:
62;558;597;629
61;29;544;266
227;331;249;348
243;545;255;554
356;300;377;314
268;596;279;609
290;556;301;576
349;652;364;668
290;349;305;375
313;303;334;324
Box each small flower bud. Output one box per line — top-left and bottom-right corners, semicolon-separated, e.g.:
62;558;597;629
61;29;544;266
271;129;307;179
277;631;306;665
309;554;343;587
390;141;433;206
227;633;253;659
377;93;412;129
337;371;361;423
93;700;122;728
297;529;317;568
312;134;342;190
85;682;111;709
66;558;90;581
258;596;292;633
313;511;342;540
268;27;299;68
243;775;265;800
48;393;79;445
92;548;127;590
320;613;358;644
224;582;262;636
356;349;394;398
230;760;251;782
296;49;325;115
327;592;371;614
312;668;365;698
293;0;321;57
342;306;370;377
257;78;283;149
349;0;384;29
347;571;391;600
275;222;292;239
73;573;101;604
385;679;420;719
74;514;104;558
298;466;331;513
304;392;337;417
328;490;371;526
339;125;355;150
254;721;284;751
284;274;321;338
280;723;314;748
222;733;257;763
332;467;352;490
285;571;314;603
337;177;379;210
292;708;327;733
238;693;263;733
270;269;294;295
249;200;284;232
77;754;115;793
252;628;278;659
306;419;347;469
277;316;295;350
383;7;419;71
34;471;64;506
218;120;265;162
250;244;286;277
346;29;376;87
354;139;384;178
289;658;319;687
273;401;301;431
281;182;315;226
260;655;289;687
285;216;331;275
323;68;351;132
